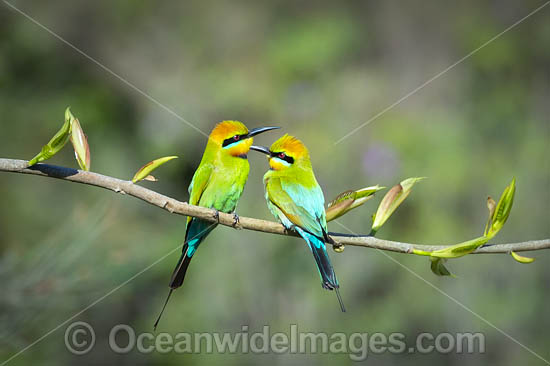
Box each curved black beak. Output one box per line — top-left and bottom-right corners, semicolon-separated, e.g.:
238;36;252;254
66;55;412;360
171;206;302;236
247;126;280;137
250;145;271;155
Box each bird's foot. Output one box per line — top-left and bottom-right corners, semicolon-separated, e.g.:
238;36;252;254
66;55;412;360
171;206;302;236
232;212;242;229
213;209;220;223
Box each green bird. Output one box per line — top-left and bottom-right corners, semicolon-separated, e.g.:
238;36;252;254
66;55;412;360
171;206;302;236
154;121;279;329
251;134;345;312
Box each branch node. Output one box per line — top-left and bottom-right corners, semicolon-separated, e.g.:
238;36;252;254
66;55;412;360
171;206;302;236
331;239;345;253
163;201;175;213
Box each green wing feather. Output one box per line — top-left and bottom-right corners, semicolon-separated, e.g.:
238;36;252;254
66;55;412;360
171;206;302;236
187;162;214;222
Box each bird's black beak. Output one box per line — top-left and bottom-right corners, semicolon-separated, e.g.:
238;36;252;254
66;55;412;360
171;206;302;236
247;126;280;137
250;145;271;155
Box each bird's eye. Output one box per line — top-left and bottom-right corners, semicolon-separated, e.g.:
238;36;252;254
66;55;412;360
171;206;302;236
278;153;286;159
233;135;240;141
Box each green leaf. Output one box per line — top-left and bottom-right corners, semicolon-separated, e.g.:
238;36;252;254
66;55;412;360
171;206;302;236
370;177;425;235
510;251;535;264
132;156;178;183
28;107;73;166
487;178;515;238
350;186;386;209
325;185;384;222
70;116;91;171
430;257;454;277
411;248;431;256
425;179;517;275
429;236;489;259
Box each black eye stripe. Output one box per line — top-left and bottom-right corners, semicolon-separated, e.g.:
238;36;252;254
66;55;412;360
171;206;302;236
271;151;294;164
222;134;248;147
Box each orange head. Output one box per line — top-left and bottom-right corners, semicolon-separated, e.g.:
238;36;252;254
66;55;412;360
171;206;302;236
251;134;310;171
208;121;279;158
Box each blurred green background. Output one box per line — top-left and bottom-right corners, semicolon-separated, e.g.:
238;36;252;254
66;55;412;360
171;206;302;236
1;0;549;365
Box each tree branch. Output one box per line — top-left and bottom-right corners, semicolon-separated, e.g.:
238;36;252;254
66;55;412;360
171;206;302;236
1;158;548;255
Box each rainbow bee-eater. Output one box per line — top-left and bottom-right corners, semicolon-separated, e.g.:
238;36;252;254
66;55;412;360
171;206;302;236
154;121;279;329
251;134;345;312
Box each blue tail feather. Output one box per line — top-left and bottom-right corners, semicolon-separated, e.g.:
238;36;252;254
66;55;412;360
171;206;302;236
156;218;215;330
169;218;215;289
295;227;345;312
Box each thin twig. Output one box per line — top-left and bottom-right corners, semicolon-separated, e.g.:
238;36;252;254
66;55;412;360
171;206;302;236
1;158;548;254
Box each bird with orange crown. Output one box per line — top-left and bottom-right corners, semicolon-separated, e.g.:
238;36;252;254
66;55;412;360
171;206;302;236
154;121;279;329
251;134;346;312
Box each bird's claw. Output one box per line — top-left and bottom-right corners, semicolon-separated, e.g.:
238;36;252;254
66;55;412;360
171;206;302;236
213;209;220;223
232;213;242;229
